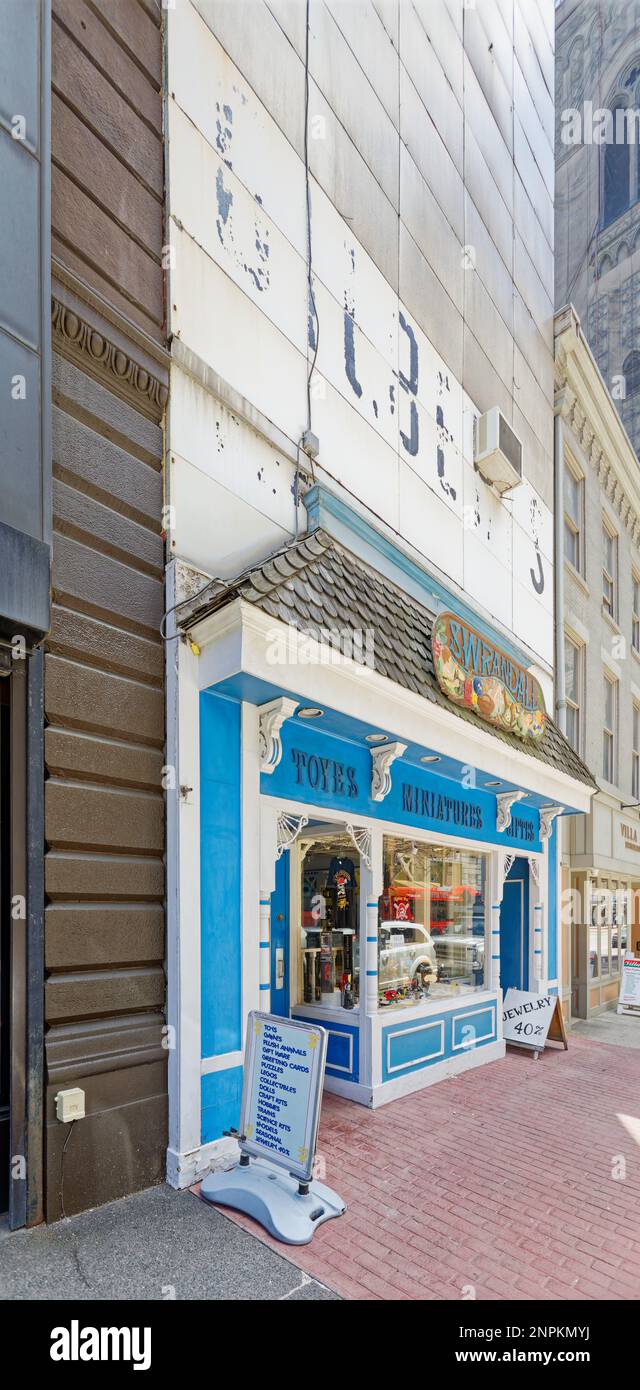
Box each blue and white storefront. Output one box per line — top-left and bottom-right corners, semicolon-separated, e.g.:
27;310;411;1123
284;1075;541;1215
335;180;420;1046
165;509;594;1188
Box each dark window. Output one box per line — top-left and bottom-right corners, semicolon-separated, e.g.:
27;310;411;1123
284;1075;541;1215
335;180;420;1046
603;104;632;226
624;351;640;397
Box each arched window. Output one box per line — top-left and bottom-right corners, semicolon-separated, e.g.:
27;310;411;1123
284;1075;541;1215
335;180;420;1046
623;352;640;397
603;100;632;225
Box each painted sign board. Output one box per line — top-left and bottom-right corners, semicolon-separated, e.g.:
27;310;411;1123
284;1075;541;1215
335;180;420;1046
614;813;640;866
502;988;567;1054
240;1012;328;1183
432;611;547;742
618;956;640;1014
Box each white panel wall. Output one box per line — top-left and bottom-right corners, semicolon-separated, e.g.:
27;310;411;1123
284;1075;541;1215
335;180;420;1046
167;0;556;670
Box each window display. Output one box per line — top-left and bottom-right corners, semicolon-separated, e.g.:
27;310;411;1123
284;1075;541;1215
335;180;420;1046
378;837;486;1007
299;833;360;1008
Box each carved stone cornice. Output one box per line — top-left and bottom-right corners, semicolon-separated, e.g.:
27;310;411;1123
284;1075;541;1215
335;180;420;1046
52;295;168;419
560;388;640;545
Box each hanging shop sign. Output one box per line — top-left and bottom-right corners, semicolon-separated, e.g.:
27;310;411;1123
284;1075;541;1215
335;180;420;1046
618;956;640;1014
502;988;568;1056
432;611;547;742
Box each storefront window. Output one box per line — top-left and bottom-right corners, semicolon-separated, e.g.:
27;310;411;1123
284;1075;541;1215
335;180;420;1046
299;833;359;1008
378;837;486;1007
589;880;628;980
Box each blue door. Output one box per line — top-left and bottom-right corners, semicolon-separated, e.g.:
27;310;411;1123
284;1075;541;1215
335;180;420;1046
270;849;290;1017
500;858;529;992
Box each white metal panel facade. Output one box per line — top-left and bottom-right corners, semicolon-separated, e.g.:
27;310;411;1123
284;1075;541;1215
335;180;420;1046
166;0;556;672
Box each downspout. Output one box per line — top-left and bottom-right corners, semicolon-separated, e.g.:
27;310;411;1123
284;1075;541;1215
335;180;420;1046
554;409;567;734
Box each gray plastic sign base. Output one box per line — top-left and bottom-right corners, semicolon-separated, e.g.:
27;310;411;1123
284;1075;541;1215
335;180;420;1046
200;1157;346;1245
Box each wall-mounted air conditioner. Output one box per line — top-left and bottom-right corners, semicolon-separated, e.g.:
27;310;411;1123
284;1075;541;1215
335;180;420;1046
474;407;523;493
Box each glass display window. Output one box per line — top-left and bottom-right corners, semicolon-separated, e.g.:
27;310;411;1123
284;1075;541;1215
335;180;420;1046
378;836;487;1008
299;830;360;1010
589;879;627;981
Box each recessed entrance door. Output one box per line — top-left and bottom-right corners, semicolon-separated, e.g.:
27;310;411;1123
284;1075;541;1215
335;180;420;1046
499;858;529;992
270;849;290;1018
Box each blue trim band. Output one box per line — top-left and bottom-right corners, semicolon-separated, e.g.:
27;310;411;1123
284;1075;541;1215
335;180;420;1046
259;983;270;990
259;941;269;948
366;970;378;976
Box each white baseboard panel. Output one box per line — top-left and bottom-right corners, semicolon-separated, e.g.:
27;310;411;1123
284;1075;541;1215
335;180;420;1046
323;1074;373;1105
166;1135;239;1190
370;1039;506;1107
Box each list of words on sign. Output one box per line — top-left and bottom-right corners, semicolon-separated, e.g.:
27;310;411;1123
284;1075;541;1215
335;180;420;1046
244;1018;321;1171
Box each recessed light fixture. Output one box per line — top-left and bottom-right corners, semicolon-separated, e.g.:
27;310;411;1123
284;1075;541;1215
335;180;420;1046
365;732;388;744
297;706;324;719
421;754;441;764
485;779;503;787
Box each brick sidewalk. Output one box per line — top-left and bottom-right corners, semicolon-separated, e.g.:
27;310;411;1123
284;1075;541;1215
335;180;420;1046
213;1036;640;1300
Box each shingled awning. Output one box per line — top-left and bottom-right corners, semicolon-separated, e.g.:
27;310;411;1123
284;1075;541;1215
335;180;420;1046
179;529;597;792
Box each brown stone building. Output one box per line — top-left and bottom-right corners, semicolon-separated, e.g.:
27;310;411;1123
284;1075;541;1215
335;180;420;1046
43;0;167;1221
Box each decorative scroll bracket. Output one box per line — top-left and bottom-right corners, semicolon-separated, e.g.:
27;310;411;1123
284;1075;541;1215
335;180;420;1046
501;852;515;885
370;740;407;802
259;697;299;774
496;789;526;833
345;824;372;870
276;812;309;859
528;856;541;887
539;804;562;843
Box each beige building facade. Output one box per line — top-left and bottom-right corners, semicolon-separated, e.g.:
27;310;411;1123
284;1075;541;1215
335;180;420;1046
556;304;640;1020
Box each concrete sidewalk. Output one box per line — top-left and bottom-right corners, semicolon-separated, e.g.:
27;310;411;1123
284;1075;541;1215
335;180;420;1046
0;1185;340;1301
569;1010;640;1048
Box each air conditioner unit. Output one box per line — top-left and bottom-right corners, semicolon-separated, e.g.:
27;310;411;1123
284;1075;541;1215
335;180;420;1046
474;407;523;493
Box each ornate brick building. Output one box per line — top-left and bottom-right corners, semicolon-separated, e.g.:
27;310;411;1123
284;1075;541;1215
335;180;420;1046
556;0;640;456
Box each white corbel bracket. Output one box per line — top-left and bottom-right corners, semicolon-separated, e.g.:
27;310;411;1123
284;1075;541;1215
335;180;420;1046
496;789;526;833
258;697;299;774
539;804;562;842
371;740;407;802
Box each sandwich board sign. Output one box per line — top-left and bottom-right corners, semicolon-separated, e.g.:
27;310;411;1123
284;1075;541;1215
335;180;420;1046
502;988;568;1058
618;956;640;1015
200;1013;346;1244
241;1013;327;1182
